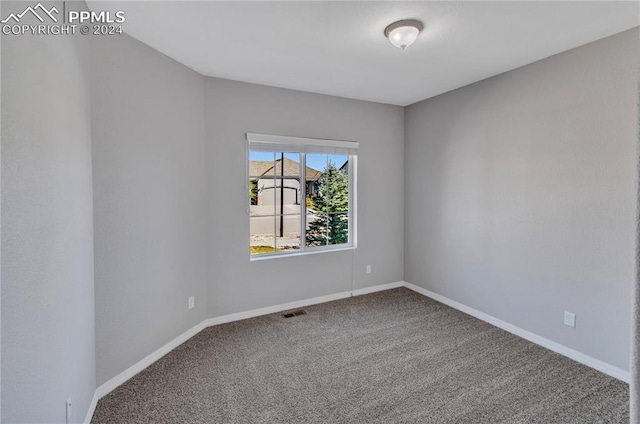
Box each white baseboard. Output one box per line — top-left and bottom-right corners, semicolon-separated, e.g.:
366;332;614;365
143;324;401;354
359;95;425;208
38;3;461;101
203;290;352;327
83;391;99;424
352;281;405;296
402;281;630;383
203;281;406;327
89;281;404;415
94;319;209;400
85;279;628;424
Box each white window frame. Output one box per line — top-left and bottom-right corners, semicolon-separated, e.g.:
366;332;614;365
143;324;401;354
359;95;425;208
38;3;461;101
246;133;358;260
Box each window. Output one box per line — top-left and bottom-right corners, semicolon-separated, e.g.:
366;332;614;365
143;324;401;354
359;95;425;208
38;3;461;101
247;133;357;258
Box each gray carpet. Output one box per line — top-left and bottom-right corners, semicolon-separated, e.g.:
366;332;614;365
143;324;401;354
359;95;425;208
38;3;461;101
92;288;629;423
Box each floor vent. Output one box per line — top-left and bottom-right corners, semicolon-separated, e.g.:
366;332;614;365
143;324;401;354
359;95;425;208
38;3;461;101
283;310;307;318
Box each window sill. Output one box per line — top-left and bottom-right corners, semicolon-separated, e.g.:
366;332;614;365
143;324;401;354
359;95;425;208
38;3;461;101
250;246;356;261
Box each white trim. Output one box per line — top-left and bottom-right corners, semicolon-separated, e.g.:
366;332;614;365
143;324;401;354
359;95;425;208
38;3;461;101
246;132;359;152
300;151;307;251
350;155;358;248
247;166;353;258
202;283;407;327
83;391;99;424
247;149;357;260
402;281;631;383
203;290;353;326
94;320;209;399
352;281;404;296
250;246;355;261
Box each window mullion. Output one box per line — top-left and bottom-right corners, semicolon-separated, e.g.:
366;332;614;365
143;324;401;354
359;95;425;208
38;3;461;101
301;152;307;252
349;155;354;247
273;152;277;252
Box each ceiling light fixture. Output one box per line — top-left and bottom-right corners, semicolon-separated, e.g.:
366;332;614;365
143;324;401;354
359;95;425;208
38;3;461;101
384;19;423;50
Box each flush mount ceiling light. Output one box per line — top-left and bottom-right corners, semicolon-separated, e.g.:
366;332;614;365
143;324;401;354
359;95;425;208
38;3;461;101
384;19;423;50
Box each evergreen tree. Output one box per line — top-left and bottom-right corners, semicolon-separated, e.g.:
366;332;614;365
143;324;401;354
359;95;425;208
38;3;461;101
306;162;349;246
249;179;258;205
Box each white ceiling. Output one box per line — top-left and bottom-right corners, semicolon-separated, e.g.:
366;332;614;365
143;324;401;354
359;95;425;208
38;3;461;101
88;1;639;106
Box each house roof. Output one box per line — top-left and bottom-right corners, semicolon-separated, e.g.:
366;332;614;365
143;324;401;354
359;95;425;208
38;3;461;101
250;158;322;181
249;161;274;178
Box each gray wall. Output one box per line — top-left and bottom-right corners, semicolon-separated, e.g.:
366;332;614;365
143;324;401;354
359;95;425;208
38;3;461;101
91;34;208;386
404;28;639;371
90;33;404;386
205;78;405;317
1;2;96;422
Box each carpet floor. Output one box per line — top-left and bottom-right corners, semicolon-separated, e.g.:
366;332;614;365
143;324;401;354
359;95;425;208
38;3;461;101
92;288;629;423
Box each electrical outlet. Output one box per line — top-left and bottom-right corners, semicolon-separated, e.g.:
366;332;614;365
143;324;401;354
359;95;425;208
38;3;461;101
366;265;371;274
188;296;195;310
65;396;72;424
564;311;576;328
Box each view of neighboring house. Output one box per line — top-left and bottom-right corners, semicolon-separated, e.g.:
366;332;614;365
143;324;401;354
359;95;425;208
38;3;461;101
249;156;351;252
340;160;348;175
250;157;323;207
249;157;324;248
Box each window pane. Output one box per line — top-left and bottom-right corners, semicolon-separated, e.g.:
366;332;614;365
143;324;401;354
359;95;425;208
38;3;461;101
304;154;325;207
306;153;327;175
249;146;353;257
250;216;276;255
250;203;277;217
274;152;302;215
276;215;301;252
251;152;302;216
306;212;328;247
305;154;349;248
249;151;276;216
328;154;348;175
327;212;349;245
